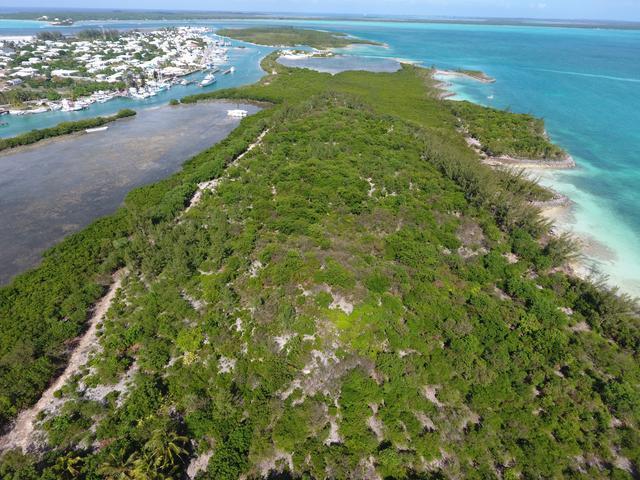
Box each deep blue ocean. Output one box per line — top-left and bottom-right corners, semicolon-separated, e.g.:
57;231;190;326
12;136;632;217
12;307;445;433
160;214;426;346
1;18;639;294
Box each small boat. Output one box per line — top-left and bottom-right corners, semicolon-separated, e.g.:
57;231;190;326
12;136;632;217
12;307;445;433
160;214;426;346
227;109;248;118
61;99;86;112
85;126;109;133
0;121;8;127
28;107;49;114
222;67;235;75
200;73;216;87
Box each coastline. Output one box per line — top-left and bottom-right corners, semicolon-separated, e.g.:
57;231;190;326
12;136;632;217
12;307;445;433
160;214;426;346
480;153;576;169
0;109;137;155
461;130;577;170
434;68;496;84
1;33;639;475
433;69;640;297
431;70;602;287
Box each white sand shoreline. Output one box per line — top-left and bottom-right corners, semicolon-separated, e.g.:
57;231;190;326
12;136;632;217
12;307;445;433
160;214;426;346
430;71;628;291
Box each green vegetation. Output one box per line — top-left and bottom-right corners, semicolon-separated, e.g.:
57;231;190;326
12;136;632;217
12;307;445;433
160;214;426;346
1;78;126;107
35;31;64;41
216;27;381;49
0;51;638;480
449;100;567;160
0;109;136;152
75;29;122;41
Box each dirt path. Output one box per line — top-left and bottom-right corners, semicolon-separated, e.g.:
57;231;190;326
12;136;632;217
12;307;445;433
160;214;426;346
0;269;126;453
184;128;270;214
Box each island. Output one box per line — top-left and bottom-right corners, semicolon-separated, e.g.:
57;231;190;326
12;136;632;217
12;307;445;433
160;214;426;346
0;35;638;480
216;26;382;49
0;109;135;152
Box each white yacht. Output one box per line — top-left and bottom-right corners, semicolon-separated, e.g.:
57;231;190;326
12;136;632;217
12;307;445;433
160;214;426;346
85;126;109;133
200;73;216;87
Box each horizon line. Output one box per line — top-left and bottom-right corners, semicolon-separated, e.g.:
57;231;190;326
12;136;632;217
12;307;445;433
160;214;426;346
1;7;640;25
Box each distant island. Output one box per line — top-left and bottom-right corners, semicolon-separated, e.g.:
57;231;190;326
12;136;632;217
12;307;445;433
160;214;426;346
217;27;382;49
1;9;640;30
36;15;74;26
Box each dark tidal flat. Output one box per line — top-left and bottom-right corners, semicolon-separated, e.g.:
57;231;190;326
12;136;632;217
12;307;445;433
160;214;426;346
277;55;401;74
0;101;260;285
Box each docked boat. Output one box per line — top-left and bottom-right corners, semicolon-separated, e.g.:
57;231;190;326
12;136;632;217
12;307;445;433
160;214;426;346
200;73;216;87
61;99;86;112
8;107;48;115
28;107;49;114
85;126;109;133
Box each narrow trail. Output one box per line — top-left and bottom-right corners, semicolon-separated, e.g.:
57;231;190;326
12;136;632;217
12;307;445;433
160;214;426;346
0;129;270;454
0;269;127;453
184;128;270;214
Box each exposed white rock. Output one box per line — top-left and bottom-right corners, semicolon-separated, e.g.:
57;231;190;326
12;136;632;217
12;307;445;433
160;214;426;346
274;333;296;353
329;292;354;315
218;356;236;374
422;385;444;408
258;449;294;477
187;450;213;479
570;321;591;333
249;260;263;278
414;411;437;432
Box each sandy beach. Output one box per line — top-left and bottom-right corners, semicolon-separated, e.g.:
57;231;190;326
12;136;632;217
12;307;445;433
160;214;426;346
431;70;627;292
481;153;576;169
434;69;496;84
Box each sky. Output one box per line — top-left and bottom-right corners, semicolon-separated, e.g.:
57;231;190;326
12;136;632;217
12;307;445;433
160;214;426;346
5;0;640;22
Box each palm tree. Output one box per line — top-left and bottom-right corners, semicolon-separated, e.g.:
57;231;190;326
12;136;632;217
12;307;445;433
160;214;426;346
97;449;139;480
143;428;190;471
53;455;83;479
98;429;189;480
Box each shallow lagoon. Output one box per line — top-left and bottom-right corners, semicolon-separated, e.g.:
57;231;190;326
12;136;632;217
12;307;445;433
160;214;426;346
0;101;259;285
277;54;401;74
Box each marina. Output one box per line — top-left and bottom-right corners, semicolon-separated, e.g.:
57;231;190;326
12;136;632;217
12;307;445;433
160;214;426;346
0;26;262;135
0;38;269;137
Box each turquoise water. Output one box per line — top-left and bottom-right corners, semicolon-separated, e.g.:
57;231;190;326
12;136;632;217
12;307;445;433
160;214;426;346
0;19;46;32
2;18;639;294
